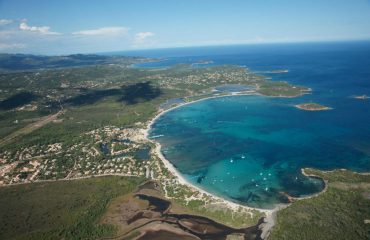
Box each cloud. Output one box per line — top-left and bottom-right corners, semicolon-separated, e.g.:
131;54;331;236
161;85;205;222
19;21;61;35
72;27;129;36
0;19;13;26
0;30;16;38
0;19;156;54
134;32;155;44
0;43;26;50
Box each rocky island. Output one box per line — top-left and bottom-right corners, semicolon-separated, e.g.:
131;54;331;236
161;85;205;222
294;103;332;111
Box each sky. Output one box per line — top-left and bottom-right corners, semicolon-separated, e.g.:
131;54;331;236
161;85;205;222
1;0;370;55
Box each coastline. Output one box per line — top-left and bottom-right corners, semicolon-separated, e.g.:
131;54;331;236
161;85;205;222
144;92;280;215
299;168;329;199
143;91;333;237
151;139;272;215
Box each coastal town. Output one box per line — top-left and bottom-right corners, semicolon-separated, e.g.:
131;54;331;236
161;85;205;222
0;126;153;184
0;120;268;230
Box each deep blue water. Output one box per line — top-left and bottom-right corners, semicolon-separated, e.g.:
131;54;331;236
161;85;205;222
134;41;370;209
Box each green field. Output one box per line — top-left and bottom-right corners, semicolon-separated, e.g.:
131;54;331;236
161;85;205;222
0;176;144;240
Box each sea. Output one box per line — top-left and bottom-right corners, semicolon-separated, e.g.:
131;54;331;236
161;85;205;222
119;41;370;209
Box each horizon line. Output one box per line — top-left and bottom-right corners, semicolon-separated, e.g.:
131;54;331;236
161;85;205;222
2;38;370;57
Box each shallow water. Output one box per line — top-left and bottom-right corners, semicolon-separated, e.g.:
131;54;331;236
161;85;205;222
146;42;370;208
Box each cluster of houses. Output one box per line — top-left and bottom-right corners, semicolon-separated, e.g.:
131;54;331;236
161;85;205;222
0;126;162;186
146;66;261;90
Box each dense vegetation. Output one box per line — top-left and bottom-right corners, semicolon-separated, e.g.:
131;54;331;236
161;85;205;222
270;169;370;240
0;176;144;240
0;53;146;71
0;56;305;150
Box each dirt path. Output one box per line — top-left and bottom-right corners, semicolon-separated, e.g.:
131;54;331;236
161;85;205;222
0;110;64;147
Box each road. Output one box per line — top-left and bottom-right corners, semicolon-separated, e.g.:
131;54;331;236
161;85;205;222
0;110;64;147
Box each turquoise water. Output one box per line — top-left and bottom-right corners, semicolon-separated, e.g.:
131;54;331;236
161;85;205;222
147;42;370;209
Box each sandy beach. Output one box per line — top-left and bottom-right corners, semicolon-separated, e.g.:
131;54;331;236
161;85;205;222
144;93;274;216
142;92;337;238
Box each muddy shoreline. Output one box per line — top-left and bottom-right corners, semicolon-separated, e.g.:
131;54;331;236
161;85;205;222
102;180;268;240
